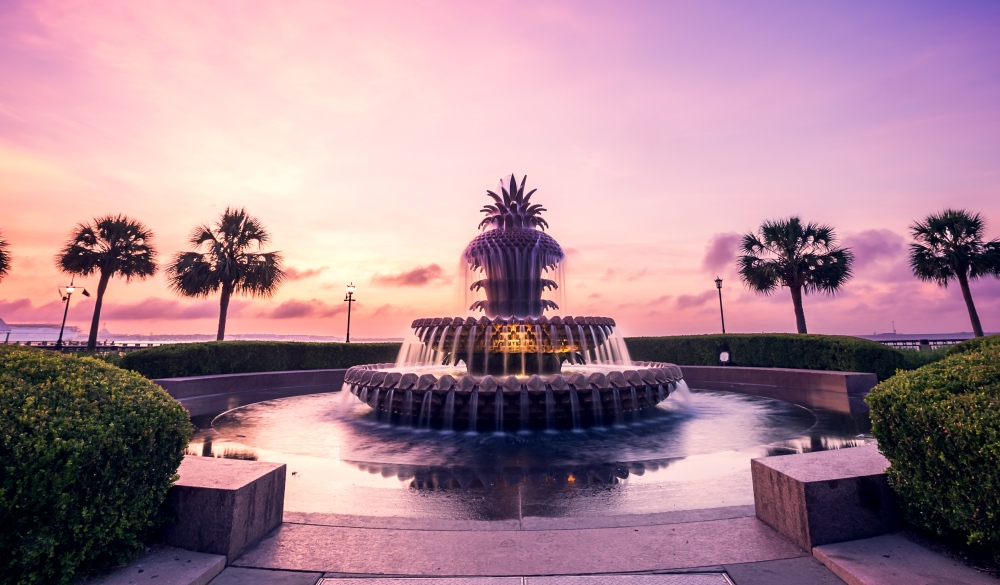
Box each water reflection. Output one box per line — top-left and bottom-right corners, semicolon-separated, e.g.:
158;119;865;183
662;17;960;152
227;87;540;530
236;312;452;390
189;389;871;519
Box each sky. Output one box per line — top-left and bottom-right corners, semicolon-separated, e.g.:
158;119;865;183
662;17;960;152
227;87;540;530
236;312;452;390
1;0;999;339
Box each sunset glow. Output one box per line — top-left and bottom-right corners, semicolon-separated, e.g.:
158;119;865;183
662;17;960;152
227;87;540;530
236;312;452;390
1;0;999;338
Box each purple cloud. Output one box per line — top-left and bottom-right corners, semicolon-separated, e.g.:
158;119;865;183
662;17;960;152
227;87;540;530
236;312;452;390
842;229;906;271
703;232;742;273
263;298;345;319
676;290;716;310
372;264;450;286
284;266;329;281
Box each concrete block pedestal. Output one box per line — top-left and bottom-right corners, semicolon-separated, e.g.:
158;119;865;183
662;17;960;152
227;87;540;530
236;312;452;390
162;456;286;563
751;444;897;551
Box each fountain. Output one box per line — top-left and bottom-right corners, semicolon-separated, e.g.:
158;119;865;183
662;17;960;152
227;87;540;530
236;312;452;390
344;175;684;431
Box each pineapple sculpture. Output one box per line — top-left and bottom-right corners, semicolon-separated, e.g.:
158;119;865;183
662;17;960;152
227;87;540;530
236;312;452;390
464;175;564;318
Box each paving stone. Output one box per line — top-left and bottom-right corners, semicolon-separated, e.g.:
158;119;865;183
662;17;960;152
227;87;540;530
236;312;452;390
813;533;997;585
528;575;730;584
79;546;225;585
319;577;523;585
723;557;845;585
520;506;755;531
209;567;323;585
234;517;805;575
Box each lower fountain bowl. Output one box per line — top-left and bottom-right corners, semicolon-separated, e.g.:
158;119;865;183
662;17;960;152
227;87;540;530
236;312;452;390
343;361;684;432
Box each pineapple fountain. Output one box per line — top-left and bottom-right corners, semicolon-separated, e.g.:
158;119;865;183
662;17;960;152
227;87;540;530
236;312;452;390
343;175;685;431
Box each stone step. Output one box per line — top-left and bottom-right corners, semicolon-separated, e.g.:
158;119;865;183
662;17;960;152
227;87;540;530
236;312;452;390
78;546;224;585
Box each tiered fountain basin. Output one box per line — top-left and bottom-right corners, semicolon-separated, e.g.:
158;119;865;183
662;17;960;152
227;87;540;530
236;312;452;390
343;359;684;432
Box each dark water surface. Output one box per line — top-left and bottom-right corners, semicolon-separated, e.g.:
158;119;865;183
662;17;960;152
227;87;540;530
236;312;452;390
189;389;870;520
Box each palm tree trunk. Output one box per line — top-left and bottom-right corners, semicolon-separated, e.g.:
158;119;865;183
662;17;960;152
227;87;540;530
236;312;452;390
790;285;808;334
956;271;984;337
87;271;112;350
217;285;232;341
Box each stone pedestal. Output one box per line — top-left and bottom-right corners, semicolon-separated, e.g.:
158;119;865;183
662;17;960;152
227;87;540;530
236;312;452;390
162;456;286;562
751;444;897;551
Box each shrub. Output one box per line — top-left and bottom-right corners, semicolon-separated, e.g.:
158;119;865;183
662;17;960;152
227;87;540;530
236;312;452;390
867;344;1000;554
121;341;402;379
0;347;192;585
899;346;950;370
625;333;904;380
946;333;1000;356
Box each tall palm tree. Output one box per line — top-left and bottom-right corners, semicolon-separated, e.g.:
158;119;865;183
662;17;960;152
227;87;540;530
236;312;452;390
738;216;854;334
910;209;1000;338
0;230;10;283
167;208;285;341
57;215;157;349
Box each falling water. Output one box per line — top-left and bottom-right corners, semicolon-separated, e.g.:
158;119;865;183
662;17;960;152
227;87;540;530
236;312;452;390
468;388;479;433
418;391;432;429
612;388;624;426
360;387;369;403
384;389;395;423
568;388;581;429
519;322;527;376
520;388;530;432
371;388;381;417
630;387;639;422
449;327;462;366
494;387;504;433
564;325;576;365
672;380;692;407
657;384;665;402
436;325;451;366
443;389;456;431
545;387;555;430
591;388;604;425
403;390;414;426
534;323;544;376
466;324;477;365
578;325;592;365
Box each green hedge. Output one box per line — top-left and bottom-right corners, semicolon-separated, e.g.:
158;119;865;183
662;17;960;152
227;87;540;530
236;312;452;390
624;334;904;380
946;333;1000;356
867;343;1000;554
121;341;402;379
0;347;192;585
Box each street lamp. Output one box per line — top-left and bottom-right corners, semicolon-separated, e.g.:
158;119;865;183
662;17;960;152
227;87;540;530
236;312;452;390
56;278;90;350
715;277;726;334
344;283;356;343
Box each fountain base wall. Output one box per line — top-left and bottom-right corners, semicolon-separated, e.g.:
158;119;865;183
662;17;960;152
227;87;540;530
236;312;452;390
343;361;684;431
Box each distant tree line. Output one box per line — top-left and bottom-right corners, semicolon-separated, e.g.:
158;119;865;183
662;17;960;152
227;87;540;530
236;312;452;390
0;207;998;349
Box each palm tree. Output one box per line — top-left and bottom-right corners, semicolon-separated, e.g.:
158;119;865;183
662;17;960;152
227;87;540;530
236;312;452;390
167;208;285;341
0;230;10;283
738;217;854;334
57;215;157;349
910;209;1000;338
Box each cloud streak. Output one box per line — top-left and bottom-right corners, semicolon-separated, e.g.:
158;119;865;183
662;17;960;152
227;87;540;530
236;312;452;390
371;264;450;287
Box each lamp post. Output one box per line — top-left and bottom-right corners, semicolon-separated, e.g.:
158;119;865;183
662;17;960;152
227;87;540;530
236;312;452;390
715;277;726;334
344;283;356;343
56;278;89;350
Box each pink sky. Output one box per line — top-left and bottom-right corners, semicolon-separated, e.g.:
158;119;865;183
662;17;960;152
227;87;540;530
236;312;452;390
1;0;999;338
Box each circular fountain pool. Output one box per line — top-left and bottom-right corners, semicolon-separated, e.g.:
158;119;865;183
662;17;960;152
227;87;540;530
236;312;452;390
189;388;870;522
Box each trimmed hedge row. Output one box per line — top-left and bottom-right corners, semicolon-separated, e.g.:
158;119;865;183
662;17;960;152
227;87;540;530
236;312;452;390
121;341;402;379
625;333;904;380
867;342;1000;554
946;333;1000;356
0;346;192;585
